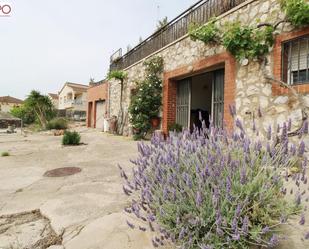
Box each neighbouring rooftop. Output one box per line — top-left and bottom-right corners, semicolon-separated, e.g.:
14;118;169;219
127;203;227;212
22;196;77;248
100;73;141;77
0;96;23;104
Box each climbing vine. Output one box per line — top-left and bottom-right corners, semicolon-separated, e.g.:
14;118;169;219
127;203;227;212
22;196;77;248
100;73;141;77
129;56;163;140
280;0;309;27
189;19;219;44
222;22;274;60
189;0;309;61
108;70;128;134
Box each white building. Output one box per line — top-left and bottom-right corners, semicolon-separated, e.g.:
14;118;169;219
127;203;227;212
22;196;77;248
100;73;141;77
48;93;59;109
58;82;88;112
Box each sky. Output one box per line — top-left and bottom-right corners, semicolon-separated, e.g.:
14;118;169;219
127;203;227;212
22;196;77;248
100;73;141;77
0;0;197;99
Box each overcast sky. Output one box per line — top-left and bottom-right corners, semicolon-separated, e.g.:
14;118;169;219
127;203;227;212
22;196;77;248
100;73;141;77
0;0;197;99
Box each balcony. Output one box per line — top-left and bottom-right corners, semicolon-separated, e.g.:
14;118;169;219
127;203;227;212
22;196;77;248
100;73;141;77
110;0;246;71
63;99;85;109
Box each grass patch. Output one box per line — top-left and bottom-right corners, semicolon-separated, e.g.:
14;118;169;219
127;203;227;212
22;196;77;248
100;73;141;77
1;152;10;157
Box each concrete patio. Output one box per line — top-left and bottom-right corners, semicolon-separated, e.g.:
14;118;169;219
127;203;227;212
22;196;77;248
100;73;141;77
0;129;155;249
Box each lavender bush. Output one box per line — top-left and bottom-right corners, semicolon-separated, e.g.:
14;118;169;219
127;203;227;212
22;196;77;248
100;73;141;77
120;117;308;249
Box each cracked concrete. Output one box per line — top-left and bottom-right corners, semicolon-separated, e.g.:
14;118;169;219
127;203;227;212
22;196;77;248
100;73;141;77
0;129;155;249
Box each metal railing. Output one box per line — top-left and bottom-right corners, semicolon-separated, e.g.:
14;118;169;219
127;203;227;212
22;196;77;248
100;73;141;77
110;0;246;71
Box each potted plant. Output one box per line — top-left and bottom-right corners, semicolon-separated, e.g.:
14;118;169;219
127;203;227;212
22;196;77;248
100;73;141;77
150;116;161;128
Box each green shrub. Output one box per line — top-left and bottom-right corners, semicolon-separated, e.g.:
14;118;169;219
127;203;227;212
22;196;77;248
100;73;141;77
168;123;183;132
62;131;81;145
281;0;309;27
129;56;164;139
1;152;10;157
47;118;68;130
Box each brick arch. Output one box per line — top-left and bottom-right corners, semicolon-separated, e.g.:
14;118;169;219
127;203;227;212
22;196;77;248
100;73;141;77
162;52;236;134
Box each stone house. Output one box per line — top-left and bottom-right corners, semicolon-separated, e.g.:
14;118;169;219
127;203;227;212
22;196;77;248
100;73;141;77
58;82;88;119
108;0;309;139
0;96;23;113
87;80;109;129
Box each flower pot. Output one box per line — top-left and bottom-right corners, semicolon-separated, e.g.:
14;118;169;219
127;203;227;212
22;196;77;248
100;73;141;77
150;117;161;129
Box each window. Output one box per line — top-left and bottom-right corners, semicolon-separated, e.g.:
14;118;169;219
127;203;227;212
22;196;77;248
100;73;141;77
282;35;309;85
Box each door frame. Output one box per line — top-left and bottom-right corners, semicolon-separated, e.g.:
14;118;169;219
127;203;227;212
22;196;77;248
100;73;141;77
163;52;236;134
211;69;225;128
95;100;106;129
176;78;192;128
176;69;225;129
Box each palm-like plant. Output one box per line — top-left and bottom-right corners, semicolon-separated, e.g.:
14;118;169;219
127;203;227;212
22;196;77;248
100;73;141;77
24;90;55;128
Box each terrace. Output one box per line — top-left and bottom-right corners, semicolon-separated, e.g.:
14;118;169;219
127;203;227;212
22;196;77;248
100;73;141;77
110;0;246;71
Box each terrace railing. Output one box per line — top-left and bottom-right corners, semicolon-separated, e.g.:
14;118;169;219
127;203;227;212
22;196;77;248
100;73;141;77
110;0;246;71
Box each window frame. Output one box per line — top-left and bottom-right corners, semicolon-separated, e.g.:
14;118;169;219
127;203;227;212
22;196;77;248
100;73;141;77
281;35;309;85
273;27;309;95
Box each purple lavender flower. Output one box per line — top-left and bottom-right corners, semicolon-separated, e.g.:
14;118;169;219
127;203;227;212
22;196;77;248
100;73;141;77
267;125;272;140
200;244;213;249
126;220;135;229
299;213;305;225
269;234;279;247
232;232;240;241
305;231;309;240
240;167;247;185
298;141;305;157
241;216;249;234
229;104;236;117
262;226;270;234
122;186;132;196
236;118;243;131
288;118;292;131
179;227;186;240
304;120;309;134
152;239;159;247
196;191;203;207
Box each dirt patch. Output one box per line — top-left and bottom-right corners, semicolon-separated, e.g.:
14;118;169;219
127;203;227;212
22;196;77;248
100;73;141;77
0;210;62;249
43;167;82;177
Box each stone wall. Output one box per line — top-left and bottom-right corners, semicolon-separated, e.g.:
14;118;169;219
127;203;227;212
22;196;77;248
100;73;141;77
108;0;308;139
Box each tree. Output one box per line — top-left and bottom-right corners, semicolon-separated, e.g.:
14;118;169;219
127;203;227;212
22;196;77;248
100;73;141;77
10;105;35;124
156;16;168;31
89;77;95;84
23;90;55;128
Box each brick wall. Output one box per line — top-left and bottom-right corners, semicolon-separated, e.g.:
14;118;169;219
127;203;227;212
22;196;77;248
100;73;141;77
163;52;236;134
87;83;109;128
273;26;309;95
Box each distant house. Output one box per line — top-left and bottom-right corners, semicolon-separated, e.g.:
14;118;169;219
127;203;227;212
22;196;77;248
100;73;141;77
58;82;88;120
0;96;23;113
87;80;109;129
48;93;59;109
